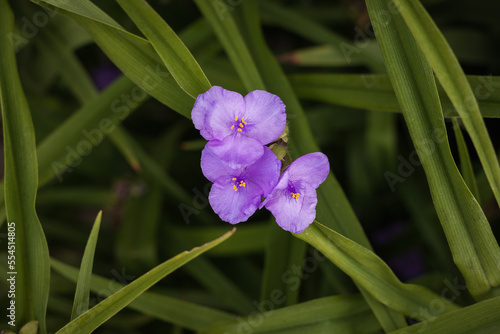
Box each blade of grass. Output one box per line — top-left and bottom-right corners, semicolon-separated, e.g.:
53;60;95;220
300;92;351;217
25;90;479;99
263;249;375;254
115;0;211;97
295;222;460;320
71;211;102;320
0;0;50;331
366;0;500;300
54;229;235;333
452;119;480;202
389;296;500;334
289;73;500;117
394;0;500;208
51;259;235;331
34;0;194;116
193;0;264;91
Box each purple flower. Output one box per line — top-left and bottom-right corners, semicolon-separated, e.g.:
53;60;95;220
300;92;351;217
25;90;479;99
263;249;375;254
262;153;329;234
201;144;281;224
192;86;286;167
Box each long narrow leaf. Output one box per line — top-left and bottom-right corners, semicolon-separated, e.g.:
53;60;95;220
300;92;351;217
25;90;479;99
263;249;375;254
366;0;500;300
55;229;235;333
51;259;235;331
115;0;211;97
389;296;500;334
289;73;500;117
71;211;102;320
34;0;194;116
0;0;51;331
394;0;500;208
295;222;460;320
452;119;480;201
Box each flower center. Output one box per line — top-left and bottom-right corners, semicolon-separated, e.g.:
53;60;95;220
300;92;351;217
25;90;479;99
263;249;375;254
288;181;301;201
232;177;247;191
230;116;247;133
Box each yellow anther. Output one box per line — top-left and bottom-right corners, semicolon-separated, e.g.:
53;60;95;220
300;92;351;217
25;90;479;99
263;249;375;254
230;125;234;129
232;177;237;181
239;181;246;187
237;128;242;132
239;123;244;128
233;185;238;191
242;118;247;124
291;192;300;200
234;116;238;121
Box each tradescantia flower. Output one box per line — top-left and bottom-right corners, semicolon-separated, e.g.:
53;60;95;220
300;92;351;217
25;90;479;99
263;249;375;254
192;86;286;167
201;144;281;224
262;153;329;234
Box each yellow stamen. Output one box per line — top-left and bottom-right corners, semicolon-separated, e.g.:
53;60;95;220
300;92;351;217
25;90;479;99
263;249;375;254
232;177;237;181
230;125;234;129
239;123;244;128
239;181;246;187
234;116;238;121
237;128;242;132
233;185;238;191
242;118;247;124
291;192;300;200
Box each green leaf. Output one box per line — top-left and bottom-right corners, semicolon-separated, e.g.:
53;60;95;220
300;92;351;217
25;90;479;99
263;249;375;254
193;0;265;91
389;296;500;334
71;211;102;320
366;0;500;300
203;295;381;334
452;119;480;201
51;259;235;331
33;0;194;116
394;0;500;208
0;0;50;332
54;229;235;333
289;73;500;117
115;0;211;97
295;222;460;320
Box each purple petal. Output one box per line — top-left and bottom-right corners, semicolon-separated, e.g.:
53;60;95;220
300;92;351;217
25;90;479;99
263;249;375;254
192;86;245;140
287;152;329;188
245;147;281;197
264;180;318;233
206;134;264;169
201;143;241;182
209;176;262;224
243;90;286;144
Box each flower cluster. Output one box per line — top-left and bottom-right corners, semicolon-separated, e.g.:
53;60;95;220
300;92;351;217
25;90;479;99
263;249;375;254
192;86;329;233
